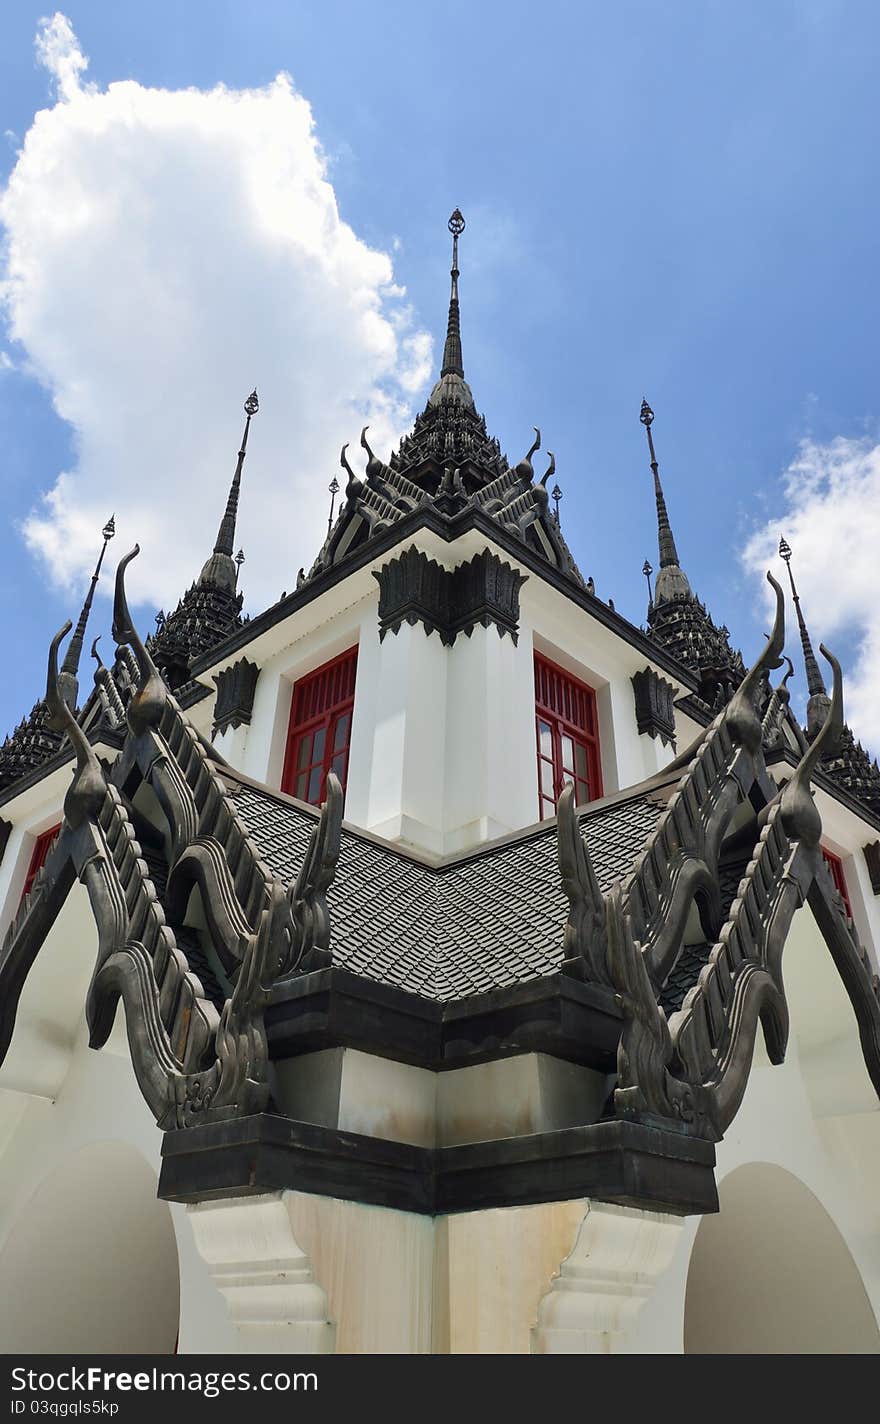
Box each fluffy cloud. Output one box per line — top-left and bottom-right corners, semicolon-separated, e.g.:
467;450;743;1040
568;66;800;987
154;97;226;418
743;435;880;757
0;14;432;611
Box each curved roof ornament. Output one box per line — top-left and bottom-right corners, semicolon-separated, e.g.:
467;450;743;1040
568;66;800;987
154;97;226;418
780;642;843;848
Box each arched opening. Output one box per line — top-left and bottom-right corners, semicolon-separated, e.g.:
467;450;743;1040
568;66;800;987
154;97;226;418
684;1162;880;1354
0;1141;179;1353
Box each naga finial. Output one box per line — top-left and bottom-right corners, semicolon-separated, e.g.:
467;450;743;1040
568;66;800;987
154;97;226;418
515;427;541;485
725;571;786;752
780;642;843;847
46;622;105;827
540;452;556;488
91;635;104;669
340;442;362;500
360;425;384;483
112;546;166;731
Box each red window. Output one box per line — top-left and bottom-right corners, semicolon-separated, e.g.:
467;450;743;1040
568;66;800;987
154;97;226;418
21;824;61;901
281;648;358;807
534;653;603;820
822;848;852;918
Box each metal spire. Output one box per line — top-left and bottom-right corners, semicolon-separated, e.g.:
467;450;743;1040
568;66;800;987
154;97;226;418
643;558;654;605
551;481;562;526
327;475;340;535
215;390;259;557
778;536;827;699
440;210;465;379
640;399;681;571
57;515;116;709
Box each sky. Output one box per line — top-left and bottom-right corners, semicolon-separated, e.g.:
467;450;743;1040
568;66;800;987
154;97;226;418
1;2;879;754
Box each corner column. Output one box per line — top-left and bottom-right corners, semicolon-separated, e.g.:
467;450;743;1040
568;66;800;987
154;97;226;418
187;1193;336;1354
532;1201;684;1353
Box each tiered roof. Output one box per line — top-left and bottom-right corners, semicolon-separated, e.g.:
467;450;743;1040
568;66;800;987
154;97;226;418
148;392;257;687
640;401;746;711
303;211;585;590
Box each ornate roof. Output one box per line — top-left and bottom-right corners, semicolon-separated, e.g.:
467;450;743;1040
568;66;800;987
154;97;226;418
639;402;746;711
0;517;115;792
302;212;586;591
148;392;257;689
2;554;878;1210
779;536;880;817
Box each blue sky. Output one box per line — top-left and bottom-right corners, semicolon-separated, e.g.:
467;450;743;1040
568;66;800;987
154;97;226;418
2;2;879;749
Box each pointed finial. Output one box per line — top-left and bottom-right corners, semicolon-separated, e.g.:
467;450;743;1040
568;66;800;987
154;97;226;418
640;399;689;601
235;549;245;583
214;390;259;559
327;475;340;534
441;209;466;379
778;533;828;709
643;558;654;605
551;482;562;526
57;514;116;709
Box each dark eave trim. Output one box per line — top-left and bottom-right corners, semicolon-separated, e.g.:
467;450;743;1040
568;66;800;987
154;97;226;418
158;1112;718;1217
189;505;701;695
265;967;624;1071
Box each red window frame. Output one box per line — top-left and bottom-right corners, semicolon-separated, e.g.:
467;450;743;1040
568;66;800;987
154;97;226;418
281;647;358;807
822;848;852;918
534;653;603;820
21;824;61;901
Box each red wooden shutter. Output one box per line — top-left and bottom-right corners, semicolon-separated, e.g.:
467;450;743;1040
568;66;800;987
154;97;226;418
821;848;852;918
281;648;358;807
534;654;603;820
21;824;61;901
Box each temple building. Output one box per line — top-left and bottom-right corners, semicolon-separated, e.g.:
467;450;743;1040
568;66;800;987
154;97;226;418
1;213;879;1356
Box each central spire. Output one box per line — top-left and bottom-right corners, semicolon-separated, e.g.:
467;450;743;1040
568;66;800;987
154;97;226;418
441;209;465;379
213;389;259;560
640;399;691;602
198;390;259;594
427;210;475;413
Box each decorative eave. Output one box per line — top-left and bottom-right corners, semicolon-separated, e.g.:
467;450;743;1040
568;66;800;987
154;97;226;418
188;502;702;698
374;546;527;646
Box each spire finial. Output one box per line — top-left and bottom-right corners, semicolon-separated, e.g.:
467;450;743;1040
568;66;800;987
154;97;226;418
441;209;466;379
327;475;340;534
779;534;828;703
640;398;682;572
551;481;562;526
214;390;259;558
643;558;654;606
57;514;116;711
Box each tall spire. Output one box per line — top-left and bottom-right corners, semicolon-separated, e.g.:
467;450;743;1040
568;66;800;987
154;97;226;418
57;515;116;710
778;536;831;737
441;209;465;378
214;390;259;558
640;399;691;602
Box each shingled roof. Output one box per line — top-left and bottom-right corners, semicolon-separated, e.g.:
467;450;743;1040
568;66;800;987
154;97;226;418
228;774;665;1001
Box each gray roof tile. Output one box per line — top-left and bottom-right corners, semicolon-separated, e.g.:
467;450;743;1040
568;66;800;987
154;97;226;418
232;782;662;1002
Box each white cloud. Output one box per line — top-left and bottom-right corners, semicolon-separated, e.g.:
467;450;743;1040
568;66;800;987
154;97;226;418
743;435;880;757
0;14;432;612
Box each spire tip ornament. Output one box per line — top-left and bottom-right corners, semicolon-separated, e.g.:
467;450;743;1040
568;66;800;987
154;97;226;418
440;210;465;380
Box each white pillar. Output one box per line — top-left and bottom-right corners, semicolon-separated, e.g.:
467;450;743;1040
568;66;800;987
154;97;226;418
347;619;448;854
444;622;538;852
532;1201;684;1353
187;1192;335;1354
